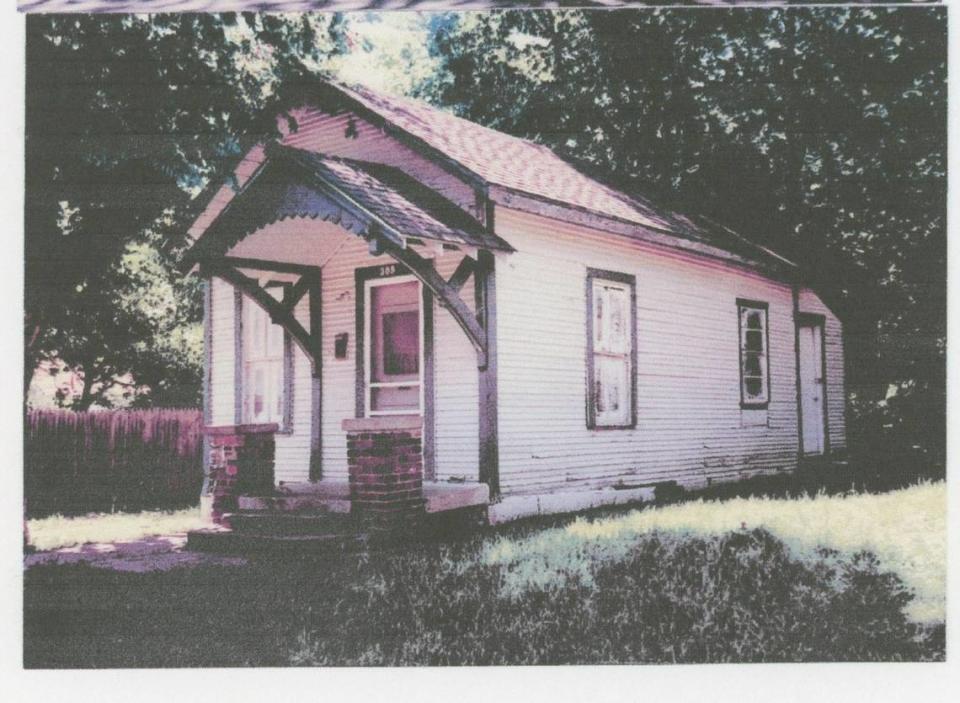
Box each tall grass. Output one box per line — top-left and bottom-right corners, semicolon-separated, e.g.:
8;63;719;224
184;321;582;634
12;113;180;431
24;408;203;518
288;528;939;665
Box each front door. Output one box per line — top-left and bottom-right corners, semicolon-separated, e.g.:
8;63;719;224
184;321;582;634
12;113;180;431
365;277;422;416
798;321;826;455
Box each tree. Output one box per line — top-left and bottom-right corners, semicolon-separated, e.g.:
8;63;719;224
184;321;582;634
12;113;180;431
422;7;946;464
25;13;347;409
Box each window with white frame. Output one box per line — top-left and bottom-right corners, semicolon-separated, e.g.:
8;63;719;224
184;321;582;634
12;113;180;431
738;300;770;407
587;270;636;429
242;290;286;425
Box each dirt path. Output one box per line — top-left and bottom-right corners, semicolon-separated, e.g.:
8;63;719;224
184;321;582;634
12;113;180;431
24;533;246;573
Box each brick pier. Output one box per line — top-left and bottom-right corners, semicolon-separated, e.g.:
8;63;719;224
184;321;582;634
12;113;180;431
201;423;277;523
342;415;425;534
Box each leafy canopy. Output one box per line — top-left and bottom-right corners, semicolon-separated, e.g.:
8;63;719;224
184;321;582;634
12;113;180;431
25;13;347;408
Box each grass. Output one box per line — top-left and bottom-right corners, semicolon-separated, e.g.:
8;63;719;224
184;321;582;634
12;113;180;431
26;507;206;552
482;480;946;624
23;481;946;667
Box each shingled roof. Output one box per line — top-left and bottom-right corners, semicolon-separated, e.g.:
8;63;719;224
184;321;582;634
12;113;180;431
329;82;796;273
278;146;510;251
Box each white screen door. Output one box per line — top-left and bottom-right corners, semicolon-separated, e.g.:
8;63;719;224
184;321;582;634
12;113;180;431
365;277;422;415
798;322;826;455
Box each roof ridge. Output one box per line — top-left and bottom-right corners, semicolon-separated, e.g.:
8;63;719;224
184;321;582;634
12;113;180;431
338;80;547;149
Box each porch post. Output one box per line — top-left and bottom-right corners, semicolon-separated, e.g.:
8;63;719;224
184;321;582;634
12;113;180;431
475;249;500;499
201;280;213;496
308;269;323;481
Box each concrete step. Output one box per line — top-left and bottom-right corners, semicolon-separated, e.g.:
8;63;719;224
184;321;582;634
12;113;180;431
224;512;358;536
237;494;351;514
186;528;363;556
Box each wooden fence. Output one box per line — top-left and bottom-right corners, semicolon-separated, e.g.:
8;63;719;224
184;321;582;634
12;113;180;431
25;408;204;518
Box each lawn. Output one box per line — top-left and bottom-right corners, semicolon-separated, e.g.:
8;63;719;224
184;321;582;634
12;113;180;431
26;507;207;552
23;482;945;667
482;480;946;624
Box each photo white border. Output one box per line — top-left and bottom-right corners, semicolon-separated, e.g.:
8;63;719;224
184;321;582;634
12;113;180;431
1;3;957;700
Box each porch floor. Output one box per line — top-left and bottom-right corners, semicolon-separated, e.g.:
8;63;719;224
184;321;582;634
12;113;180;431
238;480;490;515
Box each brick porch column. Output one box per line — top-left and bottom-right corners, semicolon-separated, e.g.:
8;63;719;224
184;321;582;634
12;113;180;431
342;415;425;533
201;423;277;523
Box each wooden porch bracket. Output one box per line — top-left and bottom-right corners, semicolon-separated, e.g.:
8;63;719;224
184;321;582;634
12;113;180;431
372;231;490;370
446;256;477;292
201;259;323;377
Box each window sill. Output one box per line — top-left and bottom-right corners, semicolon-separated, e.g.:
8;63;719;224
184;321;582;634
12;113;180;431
343;415;423;433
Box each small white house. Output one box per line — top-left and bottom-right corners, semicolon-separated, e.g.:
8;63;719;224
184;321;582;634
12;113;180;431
182;80;845;525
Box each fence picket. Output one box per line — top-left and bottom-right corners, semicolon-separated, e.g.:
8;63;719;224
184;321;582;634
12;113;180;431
24;408;203;518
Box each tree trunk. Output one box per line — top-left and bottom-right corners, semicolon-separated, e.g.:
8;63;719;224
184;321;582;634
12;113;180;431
74;364;99;411
23;315;42;407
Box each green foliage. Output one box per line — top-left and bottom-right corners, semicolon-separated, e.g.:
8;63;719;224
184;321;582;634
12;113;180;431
25;13;347;408
422;8;946;462
23;528;942;667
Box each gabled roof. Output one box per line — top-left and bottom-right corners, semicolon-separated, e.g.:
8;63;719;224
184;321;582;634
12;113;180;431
324;82;797;275
183;143;510;268
335;83;666;230
185;79;796;278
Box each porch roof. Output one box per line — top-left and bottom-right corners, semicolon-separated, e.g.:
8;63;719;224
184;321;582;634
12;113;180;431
182;142;510;270
282;146;506;250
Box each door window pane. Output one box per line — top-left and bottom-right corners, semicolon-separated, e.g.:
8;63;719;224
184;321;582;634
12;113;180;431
382;311;419;376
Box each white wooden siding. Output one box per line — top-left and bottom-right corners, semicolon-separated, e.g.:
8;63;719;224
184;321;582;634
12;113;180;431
798;288;847;451
201;112;848;498
280;107;479;221
430;256;480;482
272;296;314;482
494;208;816;495
208;213;847;494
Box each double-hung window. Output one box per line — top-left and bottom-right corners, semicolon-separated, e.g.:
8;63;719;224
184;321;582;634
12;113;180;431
586;269;637;429
737;300;770;407
241;290;286;425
